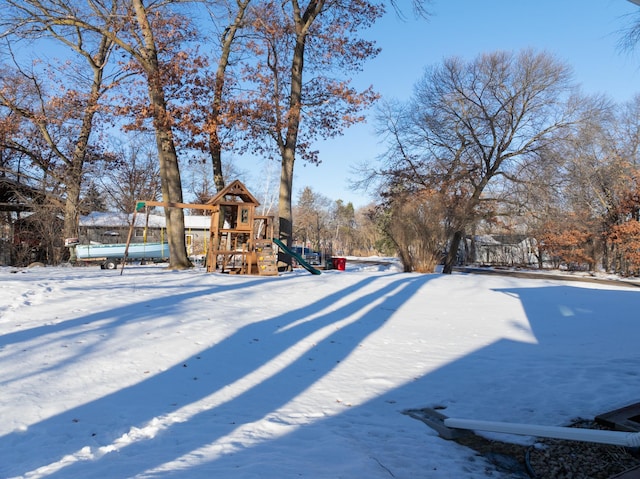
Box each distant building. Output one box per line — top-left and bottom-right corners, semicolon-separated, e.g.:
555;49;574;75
467;234;539;267
0;178;56;266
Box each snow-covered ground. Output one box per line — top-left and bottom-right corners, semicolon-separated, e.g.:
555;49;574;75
1;259;638;478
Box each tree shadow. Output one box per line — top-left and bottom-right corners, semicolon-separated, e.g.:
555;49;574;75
0;273;303;389
6;275;640;479
120;282;638;478
1;271;433;478
145;286;640;479
0;272;296;349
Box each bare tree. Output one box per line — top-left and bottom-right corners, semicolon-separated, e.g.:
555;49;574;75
373;189;444;272
174;0;253;193
293;186;331;251
97;137;162;214
619;4;640;52
0;3;116;246
350;204;385;256
0;0;205;269
236;0;383;268
373;49;579;273
330;199;356;254
127;0;195;268
205;0;252;192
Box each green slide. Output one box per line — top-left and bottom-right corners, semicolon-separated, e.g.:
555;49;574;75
273;238;322;275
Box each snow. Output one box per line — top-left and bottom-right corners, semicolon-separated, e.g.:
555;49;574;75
1;260;639;478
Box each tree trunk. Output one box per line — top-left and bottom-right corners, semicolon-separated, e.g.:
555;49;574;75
133;0;191;270
443;229;464;274
209;39;231;192
537;239;544;269
63;172;82;261
63;112;94;245
276;32;304;267
276;0;325;269
64;36;110;260
156;125;191;269
209;134;225;193
60;150;87;264
209;0;250;193
278;148;295;269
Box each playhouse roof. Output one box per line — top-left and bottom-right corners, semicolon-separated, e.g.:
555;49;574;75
206;180;259;206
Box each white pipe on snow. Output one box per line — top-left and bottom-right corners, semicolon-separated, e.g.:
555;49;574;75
443;417;640;447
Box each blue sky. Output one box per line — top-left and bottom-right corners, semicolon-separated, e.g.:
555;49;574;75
274;0;640;209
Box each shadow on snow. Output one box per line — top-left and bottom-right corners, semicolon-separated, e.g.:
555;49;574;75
2;274;639;478
1;271;431;477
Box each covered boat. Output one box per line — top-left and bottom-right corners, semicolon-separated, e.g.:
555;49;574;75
74;242;169;269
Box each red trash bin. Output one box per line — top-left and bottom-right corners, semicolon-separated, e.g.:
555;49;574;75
333;257;346;271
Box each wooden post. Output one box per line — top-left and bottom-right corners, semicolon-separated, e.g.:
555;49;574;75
121;210;137;276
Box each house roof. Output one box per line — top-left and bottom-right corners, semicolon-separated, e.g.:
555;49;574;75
474;234;531;246
0;177;46;212
80;212;211;229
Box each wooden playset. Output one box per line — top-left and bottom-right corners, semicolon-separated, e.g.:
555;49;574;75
133;180;278;275
204;180;278;275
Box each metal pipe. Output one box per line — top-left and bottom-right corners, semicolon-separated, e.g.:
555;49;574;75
443;417;640;447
